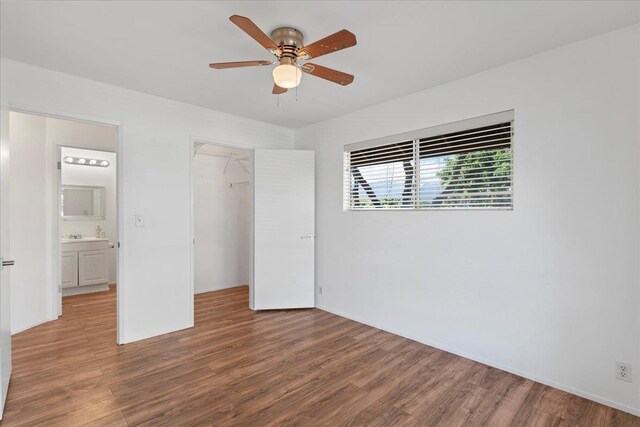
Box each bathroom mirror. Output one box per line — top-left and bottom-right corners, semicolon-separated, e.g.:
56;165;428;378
62;185;106;220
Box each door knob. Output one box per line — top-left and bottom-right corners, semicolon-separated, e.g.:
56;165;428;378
299;235;314;240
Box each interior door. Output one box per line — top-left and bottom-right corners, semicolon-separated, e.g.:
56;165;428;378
0;108;13;419
252;149;314;310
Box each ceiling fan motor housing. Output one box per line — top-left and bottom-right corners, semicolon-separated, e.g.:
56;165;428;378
270;27;304;59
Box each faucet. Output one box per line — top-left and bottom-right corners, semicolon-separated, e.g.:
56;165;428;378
67;233;84;240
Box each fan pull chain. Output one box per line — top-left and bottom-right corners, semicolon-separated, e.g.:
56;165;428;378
277;94;280;107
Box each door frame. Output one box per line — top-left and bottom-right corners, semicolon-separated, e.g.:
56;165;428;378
6;104;126;344
188;135;255;319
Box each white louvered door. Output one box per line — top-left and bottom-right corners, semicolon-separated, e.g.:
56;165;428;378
251;149;315;310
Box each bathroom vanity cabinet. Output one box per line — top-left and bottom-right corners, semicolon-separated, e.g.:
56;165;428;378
61;238;110;294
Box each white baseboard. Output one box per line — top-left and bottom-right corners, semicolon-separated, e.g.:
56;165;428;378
119;321;193;345
194;283;247;295
11;317;53;335
317;304;640;417
62;283;109;297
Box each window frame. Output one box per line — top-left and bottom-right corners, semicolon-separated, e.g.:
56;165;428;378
343;110;515;211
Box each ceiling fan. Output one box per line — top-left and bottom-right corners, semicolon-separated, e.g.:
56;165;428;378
209;15;356;94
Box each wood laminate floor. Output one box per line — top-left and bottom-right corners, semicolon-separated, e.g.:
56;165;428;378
2;285;638;426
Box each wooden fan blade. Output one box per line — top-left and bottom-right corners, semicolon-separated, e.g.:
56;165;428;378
272;84;288;95
209;60;272;69
229;15;278;51
298;29;356;60
302;63;354;86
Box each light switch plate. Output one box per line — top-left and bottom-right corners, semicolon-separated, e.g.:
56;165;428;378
135;214;144;227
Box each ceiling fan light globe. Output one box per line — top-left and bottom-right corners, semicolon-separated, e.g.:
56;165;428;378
272;64;302;89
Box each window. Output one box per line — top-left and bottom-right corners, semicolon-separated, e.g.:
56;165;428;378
344;111;513;210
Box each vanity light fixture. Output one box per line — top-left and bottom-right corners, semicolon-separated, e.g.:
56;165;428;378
64;156;110;167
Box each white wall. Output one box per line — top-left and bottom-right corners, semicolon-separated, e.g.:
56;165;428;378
47;116;117;152
193;152;250;293
61;147;117;283
295;24;640;415
8;112;48;334
1;58;294;342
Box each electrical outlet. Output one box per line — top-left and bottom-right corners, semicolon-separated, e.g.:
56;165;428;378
319;286;323;295
615;362;632;383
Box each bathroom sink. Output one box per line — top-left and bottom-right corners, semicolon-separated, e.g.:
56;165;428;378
61;237;109;243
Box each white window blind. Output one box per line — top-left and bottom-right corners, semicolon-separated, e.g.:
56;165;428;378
344;112;513;210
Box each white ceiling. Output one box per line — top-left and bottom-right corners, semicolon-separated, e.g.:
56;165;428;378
2;1;639;128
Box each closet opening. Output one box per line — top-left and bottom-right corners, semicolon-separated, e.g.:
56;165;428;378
191;141;252;317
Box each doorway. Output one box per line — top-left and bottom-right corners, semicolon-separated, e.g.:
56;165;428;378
59;146;117;303
192;142;252;308
6;110;123;343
